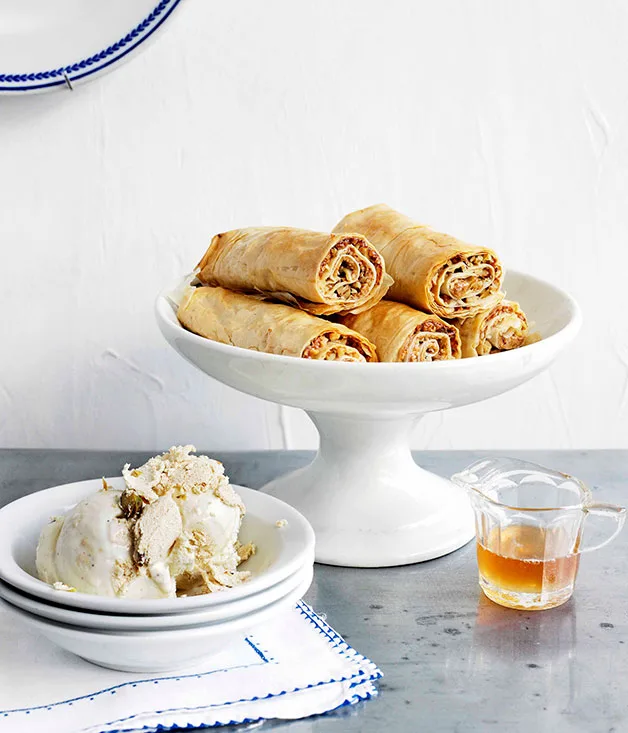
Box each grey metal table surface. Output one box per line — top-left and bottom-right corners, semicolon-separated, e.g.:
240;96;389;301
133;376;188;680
1;449;627;733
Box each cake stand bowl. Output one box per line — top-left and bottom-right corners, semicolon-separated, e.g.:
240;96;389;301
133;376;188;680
156;271;581;568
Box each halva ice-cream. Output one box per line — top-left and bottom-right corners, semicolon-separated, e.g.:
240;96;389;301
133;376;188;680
36;446;255;598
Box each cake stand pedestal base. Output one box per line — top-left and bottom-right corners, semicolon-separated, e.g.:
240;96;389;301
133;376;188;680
261;412;475;567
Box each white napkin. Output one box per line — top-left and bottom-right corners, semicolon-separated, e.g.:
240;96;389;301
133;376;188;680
0;601;381;732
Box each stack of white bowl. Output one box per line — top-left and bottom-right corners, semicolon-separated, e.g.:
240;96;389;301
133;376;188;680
0;477;315;672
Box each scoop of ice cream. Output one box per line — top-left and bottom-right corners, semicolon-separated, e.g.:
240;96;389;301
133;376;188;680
36;487;175;598
124;445;252;596
169;488;247;595
36;446;253;599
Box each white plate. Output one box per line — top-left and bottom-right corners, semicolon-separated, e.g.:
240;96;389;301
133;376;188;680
0;478;315;614
2;572;312;672
0;0;182;93
0;564;313;630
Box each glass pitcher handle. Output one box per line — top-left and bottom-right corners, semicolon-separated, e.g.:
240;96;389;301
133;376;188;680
580;503;627;553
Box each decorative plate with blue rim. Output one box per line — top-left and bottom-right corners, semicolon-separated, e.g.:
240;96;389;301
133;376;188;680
0;0;183;93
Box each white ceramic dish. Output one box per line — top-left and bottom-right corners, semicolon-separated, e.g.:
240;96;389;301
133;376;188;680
156;271;581;568
0;478;315;614
0;0;182;93
0;564;313;631
1;572;312;673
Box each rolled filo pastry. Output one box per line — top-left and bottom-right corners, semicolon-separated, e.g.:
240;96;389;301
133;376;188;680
453;300;528;358
178;286;377;362
333;204;504;319
196;227;392;316
340;300;461;362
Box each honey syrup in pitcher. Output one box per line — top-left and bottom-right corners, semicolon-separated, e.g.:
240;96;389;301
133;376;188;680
476;524;580;609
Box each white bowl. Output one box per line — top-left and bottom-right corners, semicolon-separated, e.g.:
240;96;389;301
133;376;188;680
1;570;312;673
156;271;581;568
156;271;579;413
0;563;313;630
0;478;315;614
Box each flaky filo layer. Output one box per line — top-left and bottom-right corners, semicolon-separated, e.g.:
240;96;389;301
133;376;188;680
178;286;377;362
453;300;528;358
333;204;504;319
196;227;392;316
340;300;461;362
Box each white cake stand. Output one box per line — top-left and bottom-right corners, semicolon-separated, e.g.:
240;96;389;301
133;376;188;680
156;272;581;568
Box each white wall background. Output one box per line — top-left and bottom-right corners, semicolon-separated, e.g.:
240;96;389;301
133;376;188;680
1;0;627;451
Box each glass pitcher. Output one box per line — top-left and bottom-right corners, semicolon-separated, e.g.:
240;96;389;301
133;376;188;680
451;458;626;610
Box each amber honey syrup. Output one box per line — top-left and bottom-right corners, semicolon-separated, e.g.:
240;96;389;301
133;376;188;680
476;524;580;610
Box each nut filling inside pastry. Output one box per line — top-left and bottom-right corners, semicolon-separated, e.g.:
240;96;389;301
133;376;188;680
302;331;372;362
432;252;503;317
478;306;527;355
454;300;528;358
318;238;384;304
399;319;461;362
